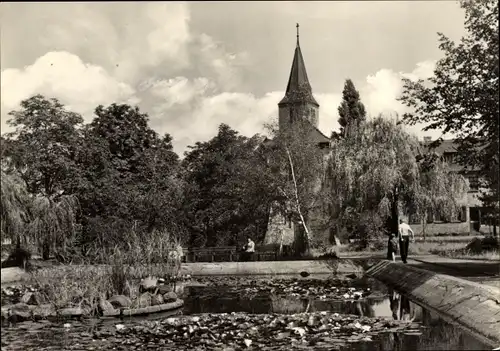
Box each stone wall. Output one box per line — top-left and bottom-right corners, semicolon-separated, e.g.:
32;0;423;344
180;259;363;276
366;261;500;348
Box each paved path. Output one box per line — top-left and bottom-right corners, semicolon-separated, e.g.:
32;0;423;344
366;261;500;348
404;255;500;288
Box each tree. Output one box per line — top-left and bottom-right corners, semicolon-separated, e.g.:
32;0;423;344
337;79;367;138
324;117;467;252
77;104;183;250
1;171;30;248
3;95;83;259
182;124;274;248
265;118;327;255
399;0;499;232
3;95;84;197
413;153;469;240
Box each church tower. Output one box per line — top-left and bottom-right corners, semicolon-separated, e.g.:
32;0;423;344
278;24;320;132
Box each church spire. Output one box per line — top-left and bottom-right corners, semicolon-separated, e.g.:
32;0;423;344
296;23;300;47
278;23;319;107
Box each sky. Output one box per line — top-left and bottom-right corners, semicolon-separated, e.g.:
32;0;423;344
1;2;466;155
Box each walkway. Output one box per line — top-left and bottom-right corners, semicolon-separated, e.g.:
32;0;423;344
405;255;500;288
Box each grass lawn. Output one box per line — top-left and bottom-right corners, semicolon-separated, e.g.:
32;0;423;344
332;235;499;261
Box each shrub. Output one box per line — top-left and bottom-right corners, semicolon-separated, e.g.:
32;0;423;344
1;247;31;269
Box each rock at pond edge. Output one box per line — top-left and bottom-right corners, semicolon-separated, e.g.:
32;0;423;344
108;295;132;309
163;292;177;303
151;294;164;306
134;292;152;308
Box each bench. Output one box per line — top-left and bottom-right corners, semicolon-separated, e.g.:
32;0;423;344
184;246;237;262
182;244;295;262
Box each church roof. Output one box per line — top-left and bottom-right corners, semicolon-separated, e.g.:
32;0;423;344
279;25;319;107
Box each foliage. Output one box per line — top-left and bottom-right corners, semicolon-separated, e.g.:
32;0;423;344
325;117;467;248
74;103;184;250
3;95;84;197
337;79;366;138
265;117;326;254
1;96;85;258
1;96;185;260
0;171;30;245
182;124;274;248
399;0;499;224
1;247;31;269
26;195;80;260
412;153;468;238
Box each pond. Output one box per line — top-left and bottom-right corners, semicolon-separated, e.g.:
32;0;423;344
1;275;493;351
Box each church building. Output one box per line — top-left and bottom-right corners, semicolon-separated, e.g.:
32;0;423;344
277;23;330;149
263;24;332;249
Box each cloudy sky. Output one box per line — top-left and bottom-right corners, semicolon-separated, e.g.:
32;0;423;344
1;2;466;155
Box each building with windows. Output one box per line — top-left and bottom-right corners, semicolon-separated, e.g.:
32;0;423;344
420;137;487;234
263;24;331;247
264;26;488;246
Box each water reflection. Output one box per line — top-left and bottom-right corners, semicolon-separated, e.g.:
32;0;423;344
379;287;491;351
1;282;495;351
182;285;493;351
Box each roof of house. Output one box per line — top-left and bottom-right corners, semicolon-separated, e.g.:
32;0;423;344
422;139;458;154
421;138;482;173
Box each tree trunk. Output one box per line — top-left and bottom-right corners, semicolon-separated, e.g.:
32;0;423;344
279;228;283;256
421;212;427;241
387;191;399;260
42;240;51;260
285;147;311;255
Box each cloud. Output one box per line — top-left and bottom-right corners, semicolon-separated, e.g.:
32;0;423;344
114;3;192;82
1;51;137;131
362;60;436;117
150;89;282;154
1;2;447;155
156;59;439;154
360;60;446;140
1;52;443;156
192;34;251;91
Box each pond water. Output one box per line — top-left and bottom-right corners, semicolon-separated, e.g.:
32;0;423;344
1;275;493;351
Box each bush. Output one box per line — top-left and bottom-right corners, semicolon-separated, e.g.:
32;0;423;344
349;212;386;250
1;247;31;269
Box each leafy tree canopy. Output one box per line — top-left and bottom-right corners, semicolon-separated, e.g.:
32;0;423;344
399;0;499;219
337;79;366;138
3;95;84;198
325;117;467;246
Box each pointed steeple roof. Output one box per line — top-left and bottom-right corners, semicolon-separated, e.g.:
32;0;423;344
279;24;319;107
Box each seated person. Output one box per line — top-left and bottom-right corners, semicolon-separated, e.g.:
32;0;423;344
241;237;255;261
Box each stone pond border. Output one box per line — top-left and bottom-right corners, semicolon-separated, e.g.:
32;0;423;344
120;299;184;317
366;260;500;349
3;299;184;322
179;259;365;276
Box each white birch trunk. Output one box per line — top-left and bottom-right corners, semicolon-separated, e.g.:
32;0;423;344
285;147;311;247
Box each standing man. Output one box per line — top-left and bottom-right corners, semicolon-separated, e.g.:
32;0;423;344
398;218;414;263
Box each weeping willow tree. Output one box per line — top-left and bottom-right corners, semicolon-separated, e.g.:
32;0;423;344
414;154;469;240
1;171;31;247
324;116;467;251
27;195;80;260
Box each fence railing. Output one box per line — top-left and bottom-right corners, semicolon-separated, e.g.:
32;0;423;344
182;245;294;263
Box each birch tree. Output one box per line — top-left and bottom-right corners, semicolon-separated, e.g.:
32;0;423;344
265;118;326;254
